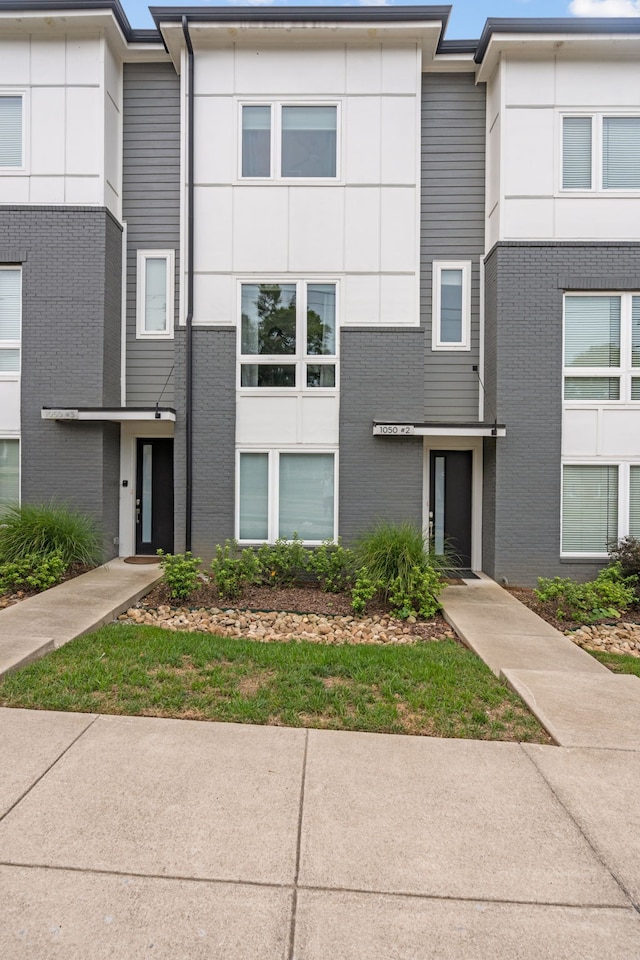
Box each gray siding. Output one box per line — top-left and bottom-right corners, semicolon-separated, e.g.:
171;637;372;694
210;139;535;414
0;207;122;557
421;73;485;421
173;327;237;557
484;241;640;586
123;62;180;407
339;328;425;541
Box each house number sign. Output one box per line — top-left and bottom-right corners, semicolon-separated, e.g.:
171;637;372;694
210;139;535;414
373;424;415;436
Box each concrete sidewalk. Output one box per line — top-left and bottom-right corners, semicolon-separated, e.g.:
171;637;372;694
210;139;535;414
0;559;162;678
440;577;640;749
1;708;639;959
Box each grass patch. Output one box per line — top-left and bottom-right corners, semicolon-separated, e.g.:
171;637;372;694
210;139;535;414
0;624;548;743
588;650;640;676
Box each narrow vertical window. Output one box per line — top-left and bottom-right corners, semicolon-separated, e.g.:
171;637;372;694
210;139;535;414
0;439;19;507
603;117;640;190
562;465;618;555
281;105;337;178
239;453;269;540
0;96;23;168
432;262;471;350
0;267;21;374
630;467;640;540
136;251;174;339
562;116;592;190
242;105;271;178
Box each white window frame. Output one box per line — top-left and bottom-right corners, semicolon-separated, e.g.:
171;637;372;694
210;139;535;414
432;261;471;352
136;250;175;340
0;265;21;381
238;100;341;182
0;437;20;507
563;292;640;404
235;448;338;545
0;91;27;174
560;461;640;559
237;278;339;393
560;112;640;193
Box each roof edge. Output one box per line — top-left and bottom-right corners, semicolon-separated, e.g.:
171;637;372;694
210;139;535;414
476;16;640;63
0;0;162;43
150;4;452;28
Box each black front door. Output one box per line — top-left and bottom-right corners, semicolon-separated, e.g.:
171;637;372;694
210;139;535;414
429;450;473;569
135;438;174;555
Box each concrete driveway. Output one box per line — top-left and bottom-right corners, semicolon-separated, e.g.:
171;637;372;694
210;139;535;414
1;708;639;959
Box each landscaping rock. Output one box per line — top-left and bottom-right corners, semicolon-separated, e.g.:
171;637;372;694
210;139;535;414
567;621;640;658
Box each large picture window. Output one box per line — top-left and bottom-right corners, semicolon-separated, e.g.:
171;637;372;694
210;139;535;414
239;281;337;389
562;115;640;191
238;450;336;543
562;463;640;556
241;103;338;180
0;267;21;375
563;293;639;402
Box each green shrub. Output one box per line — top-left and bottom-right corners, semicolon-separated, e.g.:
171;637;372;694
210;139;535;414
0;552;67;594
157;550;202;601
535;564;637;623
351;568;379;616
308;539;356;593
388;564;443;620
210;540;262;600
0;501;103;567
609;537;640;592
256;535;310;586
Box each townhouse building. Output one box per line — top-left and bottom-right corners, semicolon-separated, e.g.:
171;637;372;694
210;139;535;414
0;2;639;585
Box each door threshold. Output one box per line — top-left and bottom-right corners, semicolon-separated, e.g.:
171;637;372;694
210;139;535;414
123;556;162;565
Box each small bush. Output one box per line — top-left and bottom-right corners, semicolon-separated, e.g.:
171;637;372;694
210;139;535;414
388;564;443;620
351;568;379;616
0;501;103;567
0;553;67;594
157;550;202;601
535;564;637;623
609;537;640;591
210;540;262;600
308;539;356;593
256;535;310;586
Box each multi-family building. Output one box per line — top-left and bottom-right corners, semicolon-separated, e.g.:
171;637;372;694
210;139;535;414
1;2;639;585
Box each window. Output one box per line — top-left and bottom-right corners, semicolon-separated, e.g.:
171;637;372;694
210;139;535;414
0;439;19;507
562;465;618;556
0;267;21;375
562;115;640;191
136;251;174;339
240;103;338;179
239;281;337;389
238;450;336;543
432;261;471;351
564;293;639;402
0;94;23;169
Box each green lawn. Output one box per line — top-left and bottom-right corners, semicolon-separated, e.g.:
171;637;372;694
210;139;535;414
589;649;640;676
0;624;549;743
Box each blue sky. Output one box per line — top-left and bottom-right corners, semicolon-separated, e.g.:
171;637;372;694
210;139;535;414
121;1;640;38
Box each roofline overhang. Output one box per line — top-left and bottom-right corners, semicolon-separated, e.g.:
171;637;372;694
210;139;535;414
373;421;507;439
41;407;176;422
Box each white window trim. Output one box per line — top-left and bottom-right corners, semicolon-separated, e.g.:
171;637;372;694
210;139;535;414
0;90;28;175
235;447;339;545
559;112;640;194
563;292;640;405
237;278;339;393
560;460;640;559
136;250;175;340
0;265;21;381
0;436;20;507
432;261;471;352
238;99;342;183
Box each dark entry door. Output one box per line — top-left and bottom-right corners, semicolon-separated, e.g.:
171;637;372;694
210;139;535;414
429;450;472;569
135;438;174;555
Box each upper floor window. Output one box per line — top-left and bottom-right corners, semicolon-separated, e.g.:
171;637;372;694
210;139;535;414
0;95;23;169
136;251;174;339
239;281;337;389
0;267;21;376
562;115;640;191
563;293;640;402
241;103;338;179
432;261;471;351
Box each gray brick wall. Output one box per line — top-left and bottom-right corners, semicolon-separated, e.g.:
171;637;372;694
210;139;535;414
173;327;237;557
339;328;425;541
123;62;179;408
421;72;485;421
0;206;123;558
484;241;640;586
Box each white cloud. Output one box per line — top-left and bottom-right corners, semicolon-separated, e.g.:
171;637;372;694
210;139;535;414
569;0;640;15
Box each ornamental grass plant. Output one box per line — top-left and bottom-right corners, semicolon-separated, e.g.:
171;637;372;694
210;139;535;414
0;500;103;568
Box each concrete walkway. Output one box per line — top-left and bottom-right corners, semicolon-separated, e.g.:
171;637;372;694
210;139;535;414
0;559;162;678
1;709;640;958
440;576;640;749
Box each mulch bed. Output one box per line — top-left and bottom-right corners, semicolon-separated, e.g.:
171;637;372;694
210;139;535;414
506;585;640;632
